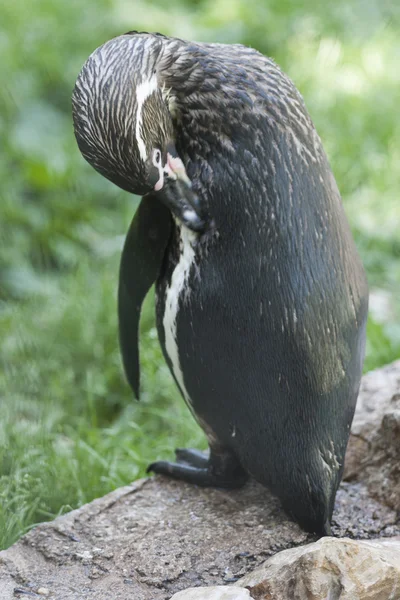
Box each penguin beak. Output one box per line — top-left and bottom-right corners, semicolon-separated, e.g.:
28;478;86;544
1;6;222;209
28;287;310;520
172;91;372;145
156;177;207;232
153;149;209;233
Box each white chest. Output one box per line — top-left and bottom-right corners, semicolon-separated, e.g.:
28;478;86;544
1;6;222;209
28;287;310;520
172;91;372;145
162;224;198;406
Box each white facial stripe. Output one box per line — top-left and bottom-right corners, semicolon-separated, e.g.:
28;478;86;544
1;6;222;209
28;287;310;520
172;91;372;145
135;74;158;161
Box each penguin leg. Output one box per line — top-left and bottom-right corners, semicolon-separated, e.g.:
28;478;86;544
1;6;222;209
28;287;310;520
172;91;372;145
147;445;248;489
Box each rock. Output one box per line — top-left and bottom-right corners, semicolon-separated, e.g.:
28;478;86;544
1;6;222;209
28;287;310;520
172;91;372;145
0;361;399;599
344;360;400;511
156;537;400;600
0;478;398;600
238;537;400;600
170;587;251;599
0;478;310;600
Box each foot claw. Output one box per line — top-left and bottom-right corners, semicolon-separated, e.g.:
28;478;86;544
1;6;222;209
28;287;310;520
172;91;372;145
147;461;172;475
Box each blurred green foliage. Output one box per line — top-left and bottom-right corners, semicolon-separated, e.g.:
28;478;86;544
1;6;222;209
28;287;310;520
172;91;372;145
0;0;399;548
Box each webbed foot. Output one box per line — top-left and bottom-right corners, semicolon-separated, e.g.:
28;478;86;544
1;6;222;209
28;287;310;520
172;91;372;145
147;446;248;489
175;447;209;468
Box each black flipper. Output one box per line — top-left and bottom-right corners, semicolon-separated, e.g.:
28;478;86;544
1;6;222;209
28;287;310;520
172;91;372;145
118;195;171;398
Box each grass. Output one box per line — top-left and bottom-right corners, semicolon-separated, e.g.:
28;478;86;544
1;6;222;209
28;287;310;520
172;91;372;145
0;272;207;547
1;0;399;549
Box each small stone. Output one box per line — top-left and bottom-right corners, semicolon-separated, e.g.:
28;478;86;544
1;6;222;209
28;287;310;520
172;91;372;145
74;550;93;563
170;587;251;599
37;589;50;596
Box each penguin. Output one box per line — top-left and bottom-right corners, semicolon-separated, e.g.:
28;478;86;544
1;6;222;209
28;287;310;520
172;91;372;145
72;32;369;536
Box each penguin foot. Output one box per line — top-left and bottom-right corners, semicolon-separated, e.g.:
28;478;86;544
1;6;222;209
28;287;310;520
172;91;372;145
174;447;209;468
147;447;248;489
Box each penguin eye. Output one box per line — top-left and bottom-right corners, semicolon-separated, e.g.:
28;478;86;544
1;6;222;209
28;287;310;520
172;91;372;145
153;149;162;166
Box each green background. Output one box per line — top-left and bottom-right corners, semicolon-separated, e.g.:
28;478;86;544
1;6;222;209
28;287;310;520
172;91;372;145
0;0;399;548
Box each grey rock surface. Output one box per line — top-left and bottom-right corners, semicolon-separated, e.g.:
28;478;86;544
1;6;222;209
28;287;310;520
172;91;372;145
344;359;400;511
0;361;399;600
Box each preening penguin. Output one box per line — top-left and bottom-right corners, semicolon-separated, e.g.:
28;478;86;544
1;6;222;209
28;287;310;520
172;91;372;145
72;33;369;536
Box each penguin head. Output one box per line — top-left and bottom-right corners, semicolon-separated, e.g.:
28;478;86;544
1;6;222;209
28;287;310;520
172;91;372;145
72;35;207;231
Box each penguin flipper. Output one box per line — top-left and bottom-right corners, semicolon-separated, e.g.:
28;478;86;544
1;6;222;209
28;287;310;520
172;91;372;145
118;195;171;399
147;446;248;488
